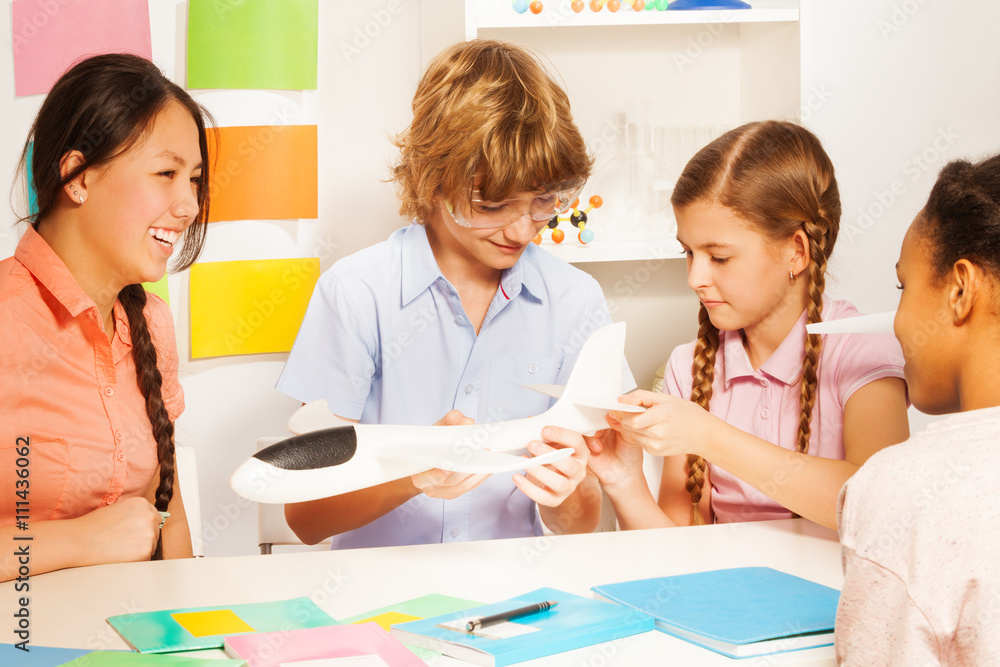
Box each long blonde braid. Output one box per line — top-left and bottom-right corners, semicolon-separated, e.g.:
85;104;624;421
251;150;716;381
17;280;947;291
686;304;719;525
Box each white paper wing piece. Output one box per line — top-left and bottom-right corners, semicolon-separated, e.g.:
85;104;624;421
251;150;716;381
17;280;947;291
805;310;896;335
376;442;573;473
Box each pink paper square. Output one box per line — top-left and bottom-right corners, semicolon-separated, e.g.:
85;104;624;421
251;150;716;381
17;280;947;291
12;0;152;97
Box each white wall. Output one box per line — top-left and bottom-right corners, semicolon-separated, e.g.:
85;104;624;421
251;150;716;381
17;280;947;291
3;0;997;556
801;0;1000;432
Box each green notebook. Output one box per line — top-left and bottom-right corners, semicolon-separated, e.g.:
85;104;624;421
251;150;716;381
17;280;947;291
341;593;483;627
62;652;246;666
107;597;336;653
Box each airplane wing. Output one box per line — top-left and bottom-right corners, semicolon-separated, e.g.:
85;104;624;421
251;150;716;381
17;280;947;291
375;442;573;474
522;384;565;399
574;396;646;413
522;384;645;413
805;310;895;335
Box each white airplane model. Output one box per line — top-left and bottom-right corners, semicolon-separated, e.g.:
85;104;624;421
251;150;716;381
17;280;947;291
230;322;643;504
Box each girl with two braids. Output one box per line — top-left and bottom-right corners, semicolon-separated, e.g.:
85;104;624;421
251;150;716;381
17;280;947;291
588;121;910;530
0;54;211;580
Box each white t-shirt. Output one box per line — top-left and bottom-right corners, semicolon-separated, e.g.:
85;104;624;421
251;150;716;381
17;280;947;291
836;406;1000;665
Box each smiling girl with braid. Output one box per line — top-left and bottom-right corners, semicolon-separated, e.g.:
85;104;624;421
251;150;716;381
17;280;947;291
588;121;910;530
0;54;212;580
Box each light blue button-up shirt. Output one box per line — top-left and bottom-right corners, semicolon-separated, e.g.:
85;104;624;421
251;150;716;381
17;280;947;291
277;223;633;549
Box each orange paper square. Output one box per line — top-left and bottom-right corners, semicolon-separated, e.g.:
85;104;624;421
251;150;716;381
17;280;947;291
207;125;317;222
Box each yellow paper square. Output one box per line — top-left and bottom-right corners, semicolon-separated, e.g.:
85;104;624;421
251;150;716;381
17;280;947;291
171;609;255;637
189;258;320;358
354;611;421;631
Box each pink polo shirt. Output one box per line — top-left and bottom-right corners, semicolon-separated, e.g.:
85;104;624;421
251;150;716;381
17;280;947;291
0;226;183;525
663;297;905;523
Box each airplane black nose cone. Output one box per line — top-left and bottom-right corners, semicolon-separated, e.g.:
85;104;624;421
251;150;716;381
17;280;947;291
254;426;358;470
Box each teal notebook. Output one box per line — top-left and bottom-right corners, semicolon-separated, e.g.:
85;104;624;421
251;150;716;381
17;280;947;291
389;587;654;666
592;567;840;659
0;644;90;666
107;597;336;654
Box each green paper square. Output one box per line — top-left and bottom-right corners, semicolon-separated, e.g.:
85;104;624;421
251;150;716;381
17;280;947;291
187;0;317;90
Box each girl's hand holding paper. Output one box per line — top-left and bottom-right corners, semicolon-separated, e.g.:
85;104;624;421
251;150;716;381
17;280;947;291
605;390;729;459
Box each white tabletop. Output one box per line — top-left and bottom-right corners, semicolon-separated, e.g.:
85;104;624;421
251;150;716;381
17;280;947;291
1;519;841;665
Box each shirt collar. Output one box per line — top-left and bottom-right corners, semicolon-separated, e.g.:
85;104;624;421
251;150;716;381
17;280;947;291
399;223;546;306
720;306;810;386
400;223;444;306
14;225;98;318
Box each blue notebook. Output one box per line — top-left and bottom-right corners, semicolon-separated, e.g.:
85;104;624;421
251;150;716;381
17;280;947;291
591;567;840;659
388;587;654;666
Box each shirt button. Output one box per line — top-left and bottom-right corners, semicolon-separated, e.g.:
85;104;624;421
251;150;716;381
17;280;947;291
119;323;129;336
115;430;123;441
117;452;126;462
528;364;538;374
761;409;769;419
464;384;474;395
104;386;114;397
450;527;460;538
760;379;768;388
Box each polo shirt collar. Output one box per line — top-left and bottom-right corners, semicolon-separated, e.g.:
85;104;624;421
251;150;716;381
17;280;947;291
399;222;546;306
15;225;97;319
720;307;810;386
400;223;444;306
511;246;547;304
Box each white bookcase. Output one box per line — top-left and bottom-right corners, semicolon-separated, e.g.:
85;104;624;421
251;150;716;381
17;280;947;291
421;0;801;263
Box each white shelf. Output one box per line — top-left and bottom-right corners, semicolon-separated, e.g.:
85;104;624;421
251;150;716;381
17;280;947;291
538;234;684;263
472;0;798;34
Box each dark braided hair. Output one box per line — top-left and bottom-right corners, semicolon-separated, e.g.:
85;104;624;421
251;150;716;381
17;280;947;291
16;54;213;559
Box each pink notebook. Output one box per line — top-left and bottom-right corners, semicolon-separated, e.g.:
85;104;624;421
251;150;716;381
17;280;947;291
223;622;427;667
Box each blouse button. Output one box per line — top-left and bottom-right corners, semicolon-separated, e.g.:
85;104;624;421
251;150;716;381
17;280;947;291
464;384;474;395
450;527;460;538
115;430;123;441
117;452;126;462
528;364;538;374
761;408;770;419
119;323;129;336
104;386;114;397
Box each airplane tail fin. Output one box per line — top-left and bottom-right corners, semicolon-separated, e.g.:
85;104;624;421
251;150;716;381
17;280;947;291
552;322;643;416
287;399;355;434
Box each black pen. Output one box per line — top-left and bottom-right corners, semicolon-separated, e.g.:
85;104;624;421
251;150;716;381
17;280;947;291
464;601;559;632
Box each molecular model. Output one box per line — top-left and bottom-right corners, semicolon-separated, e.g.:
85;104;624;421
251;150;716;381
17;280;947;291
533;195;603;245
512;0;670;13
